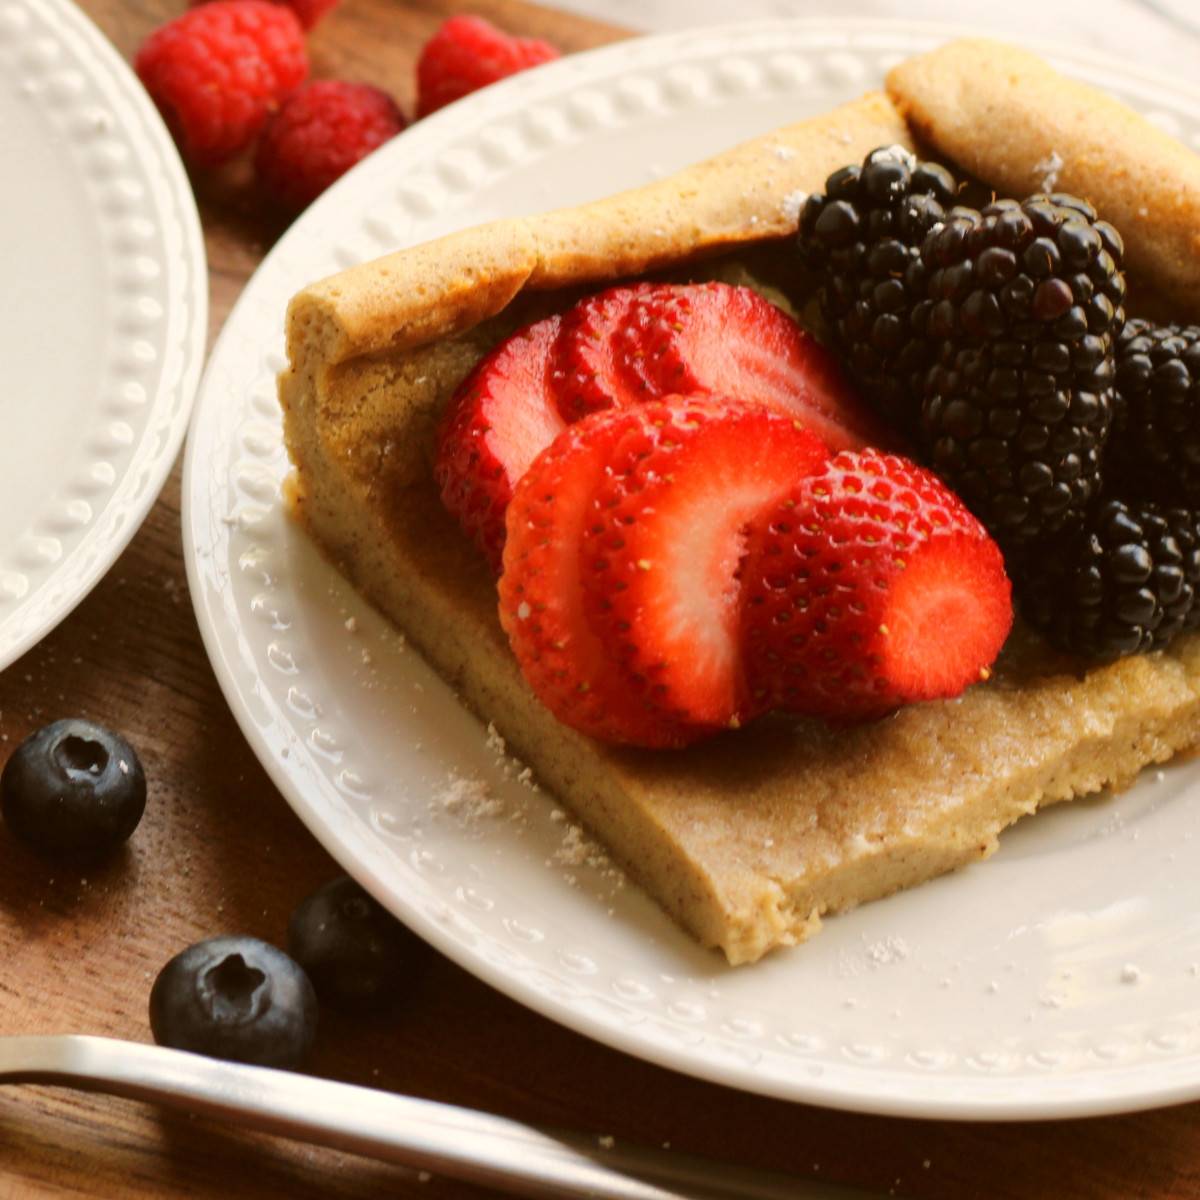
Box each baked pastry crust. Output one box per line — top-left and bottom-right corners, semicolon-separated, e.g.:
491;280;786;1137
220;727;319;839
280;84;1200;964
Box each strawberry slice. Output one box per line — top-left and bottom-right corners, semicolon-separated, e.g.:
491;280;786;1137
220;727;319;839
580;395;830;731
619;282;890;451
549;283;657;423
741;449;1012;721
434;316;564;570
499;408;703;748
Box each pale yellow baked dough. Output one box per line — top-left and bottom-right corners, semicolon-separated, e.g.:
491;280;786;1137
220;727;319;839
280;83;1200;964
887;39;1200;321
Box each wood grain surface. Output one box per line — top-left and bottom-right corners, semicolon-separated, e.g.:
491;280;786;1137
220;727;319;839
1;1;1198;1197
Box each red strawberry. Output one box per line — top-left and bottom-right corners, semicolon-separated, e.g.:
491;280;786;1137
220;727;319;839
618;283;890;451
416;15;560;119
741;449;1012;720
499;409;702;748
549;283;656;423
580;396;830;732
434;316;563;570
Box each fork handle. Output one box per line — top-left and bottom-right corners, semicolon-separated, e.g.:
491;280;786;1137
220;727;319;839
0;1036;865;1200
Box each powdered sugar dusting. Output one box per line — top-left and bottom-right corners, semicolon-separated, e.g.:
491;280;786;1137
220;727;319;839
874;143;915;168
1033;150;1064;192
780;189;808;225
485;722;540;794
549;815;627;889
866;935;911;966
485;721;506;757
422;721;629;898
434;771;504;821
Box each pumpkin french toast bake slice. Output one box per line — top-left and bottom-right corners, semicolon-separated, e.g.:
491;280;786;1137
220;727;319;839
279;77;1200;964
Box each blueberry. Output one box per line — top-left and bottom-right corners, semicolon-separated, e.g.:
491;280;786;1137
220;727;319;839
150;936;317;1069
1;719;146;860
288;876;413;1011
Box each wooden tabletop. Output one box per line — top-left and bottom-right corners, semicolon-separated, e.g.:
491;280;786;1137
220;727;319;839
2;1;1199;1197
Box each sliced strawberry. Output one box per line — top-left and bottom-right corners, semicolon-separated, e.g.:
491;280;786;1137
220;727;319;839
741;449;1013;721
619;283;891;451
434;316;563;570
499;409;702;748
549;283;657;423
580;395;830;731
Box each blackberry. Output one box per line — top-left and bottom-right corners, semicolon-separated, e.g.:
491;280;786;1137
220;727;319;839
797;145;961;431
918;193;1127;547
1017;499;1200;661
1108;319;1200;504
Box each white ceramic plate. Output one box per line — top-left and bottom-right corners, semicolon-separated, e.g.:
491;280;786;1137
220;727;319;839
184;20;1200;1120
0;0;206;671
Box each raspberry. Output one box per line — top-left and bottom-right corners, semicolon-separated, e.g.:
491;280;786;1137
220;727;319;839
256;81;406;211
416;15;559;119
135;0;308;168
189;0;339;31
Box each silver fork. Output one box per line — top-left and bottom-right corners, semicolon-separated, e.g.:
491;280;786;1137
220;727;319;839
0;1035;873;1200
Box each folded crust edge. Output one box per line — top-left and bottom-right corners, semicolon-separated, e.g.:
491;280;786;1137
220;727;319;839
283;91;911;368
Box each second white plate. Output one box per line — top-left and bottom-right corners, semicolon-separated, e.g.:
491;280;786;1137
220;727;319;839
0;0;206;669
184;19;1200;1119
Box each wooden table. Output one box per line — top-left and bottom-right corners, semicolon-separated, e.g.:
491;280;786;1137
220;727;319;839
2;1;1199;1196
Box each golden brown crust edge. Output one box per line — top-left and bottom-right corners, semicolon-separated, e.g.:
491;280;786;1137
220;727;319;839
283;92;911;368
886;38;1200;321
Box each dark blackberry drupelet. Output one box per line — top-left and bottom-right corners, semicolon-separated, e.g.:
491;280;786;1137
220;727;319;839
1017;499;1200;661
918;193;1126;547
797;145;961;432
1107;319;1200;504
